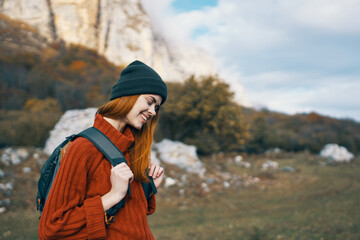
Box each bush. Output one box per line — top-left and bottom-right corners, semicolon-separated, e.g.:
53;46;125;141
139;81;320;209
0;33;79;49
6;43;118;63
0;44;122;111
0;110;62;147
244;109;360;154
157;76;249;155
23;97;61;112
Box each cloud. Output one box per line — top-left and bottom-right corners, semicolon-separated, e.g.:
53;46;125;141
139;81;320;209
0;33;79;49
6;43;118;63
290;0;360;33
141;0;360;121
243;73;360;120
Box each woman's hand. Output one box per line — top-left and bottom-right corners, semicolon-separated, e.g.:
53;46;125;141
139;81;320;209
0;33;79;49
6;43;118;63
101;163;134;211
148;163;164;189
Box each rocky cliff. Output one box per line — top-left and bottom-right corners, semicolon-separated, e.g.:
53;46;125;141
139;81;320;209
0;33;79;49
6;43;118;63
0;0;216;81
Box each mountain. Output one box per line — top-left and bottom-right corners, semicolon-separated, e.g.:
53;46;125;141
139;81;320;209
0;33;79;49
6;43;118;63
0;0;217;81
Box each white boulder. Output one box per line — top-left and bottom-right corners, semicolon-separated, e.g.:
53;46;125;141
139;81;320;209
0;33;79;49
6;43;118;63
1;148;29;166
261;160;279;170
0;182;13;191
201;182;210;192
223;181;230;188
44;108;97;155
234;155;243;163
23;167;32;173
320;144;354;162
153;139;205;176
234;155;251;168
0;207;6;214
266;147;282;154
164;177;177;188
241;162;251;168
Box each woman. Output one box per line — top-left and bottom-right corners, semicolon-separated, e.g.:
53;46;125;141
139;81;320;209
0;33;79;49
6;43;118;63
39;60;167;239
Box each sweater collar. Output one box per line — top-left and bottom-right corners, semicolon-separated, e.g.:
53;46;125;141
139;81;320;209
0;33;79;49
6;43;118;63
93;114;134;152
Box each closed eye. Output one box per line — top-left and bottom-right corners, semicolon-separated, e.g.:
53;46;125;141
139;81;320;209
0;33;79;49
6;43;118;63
146;96;161;112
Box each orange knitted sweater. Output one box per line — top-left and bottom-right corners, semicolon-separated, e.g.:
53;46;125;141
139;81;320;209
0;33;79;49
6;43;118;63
38;114;156;239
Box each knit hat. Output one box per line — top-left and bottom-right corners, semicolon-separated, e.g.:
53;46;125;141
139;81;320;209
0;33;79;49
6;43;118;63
110;60;167;104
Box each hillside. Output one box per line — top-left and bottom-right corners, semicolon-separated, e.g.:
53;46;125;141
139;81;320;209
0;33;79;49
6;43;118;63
0;14;48;54
0;14;121;110
0;0;217;82
0;15;121;147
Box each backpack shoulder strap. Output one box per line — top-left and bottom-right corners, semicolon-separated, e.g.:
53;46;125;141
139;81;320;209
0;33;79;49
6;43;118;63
78;127;127;166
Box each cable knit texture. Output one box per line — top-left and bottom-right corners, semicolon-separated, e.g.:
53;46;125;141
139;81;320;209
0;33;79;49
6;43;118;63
39;114;156;239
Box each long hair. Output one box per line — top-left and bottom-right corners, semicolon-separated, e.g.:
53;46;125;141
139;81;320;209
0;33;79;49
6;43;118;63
96;95;159;182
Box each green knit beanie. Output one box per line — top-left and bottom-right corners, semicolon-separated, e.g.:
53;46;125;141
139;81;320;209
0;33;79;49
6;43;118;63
110;60;167;104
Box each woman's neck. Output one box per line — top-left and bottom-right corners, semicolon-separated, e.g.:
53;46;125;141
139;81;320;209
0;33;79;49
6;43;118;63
103;117;126;133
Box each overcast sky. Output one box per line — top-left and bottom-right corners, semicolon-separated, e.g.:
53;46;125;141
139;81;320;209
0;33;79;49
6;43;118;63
141;0;360;122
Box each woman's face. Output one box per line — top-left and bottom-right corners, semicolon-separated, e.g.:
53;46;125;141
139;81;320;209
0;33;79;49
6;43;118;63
125;94;162;129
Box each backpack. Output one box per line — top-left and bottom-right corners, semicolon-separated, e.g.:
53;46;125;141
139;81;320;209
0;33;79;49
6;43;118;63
36;126;157;219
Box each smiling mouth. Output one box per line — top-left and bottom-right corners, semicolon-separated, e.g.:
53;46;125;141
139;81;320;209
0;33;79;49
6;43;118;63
141;113;149;123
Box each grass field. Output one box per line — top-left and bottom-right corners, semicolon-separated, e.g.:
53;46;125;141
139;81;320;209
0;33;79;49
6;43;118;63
0;151;359;239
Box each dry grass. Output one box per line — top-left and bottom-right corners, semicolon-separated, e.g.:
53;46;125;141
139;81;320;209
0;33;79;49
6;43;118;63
0;13;39;33
0;151;359;239
149;153;360;240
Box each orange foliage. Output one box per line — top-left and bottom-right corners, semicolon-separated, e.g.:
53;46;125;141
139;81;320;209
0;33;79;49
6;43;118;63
24;98;61;112
41;47;58;61
69;60;87;71
306;112;323;122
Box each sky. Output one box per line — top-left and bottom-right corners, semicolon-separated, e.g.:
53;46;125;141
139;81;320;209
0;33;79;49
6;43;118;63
140;0;360;122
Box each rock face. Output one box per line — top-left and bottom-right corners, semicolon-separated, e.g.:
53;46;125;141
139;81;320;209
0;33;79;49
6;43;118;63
0;0;216;81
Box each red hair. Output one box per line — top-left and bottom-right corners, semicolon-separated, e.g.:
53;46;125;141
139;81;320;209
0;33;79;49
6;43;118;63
96;95;159;182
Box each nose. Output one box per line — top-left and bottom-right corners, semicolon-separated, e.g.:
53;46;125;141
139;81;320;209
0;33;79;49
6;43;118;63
148;105;156;116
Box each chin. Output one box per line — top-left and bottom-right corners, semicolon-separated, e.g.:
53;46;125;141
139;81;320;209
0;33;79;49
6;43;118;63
132;122;144;130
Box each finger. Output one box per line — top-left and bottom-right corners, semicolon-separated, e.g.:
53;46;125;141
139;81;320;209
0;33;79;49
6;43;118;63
148;163;156;177
112;162;127;171
112;168;133;181
154;167;164;179
157;167;164;178
112;166;130;175
120;172;134;182
152;165;160;178
118;162;129;168
114;164;132;173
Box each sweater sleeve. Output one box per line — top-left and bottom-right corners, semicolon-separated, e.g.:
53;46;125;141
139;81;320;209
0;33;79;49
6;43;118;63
38;139;106;240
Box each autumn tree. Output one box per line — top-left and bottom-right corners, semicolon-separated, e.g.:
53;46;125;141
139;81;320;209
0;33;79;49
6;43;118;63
157;76;249;155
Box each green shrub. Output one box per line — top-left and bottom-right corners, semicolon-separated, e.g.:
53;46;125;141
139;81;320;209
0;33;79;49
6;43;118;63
157;76;249;155
245;109;360;154
0;110;62;147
